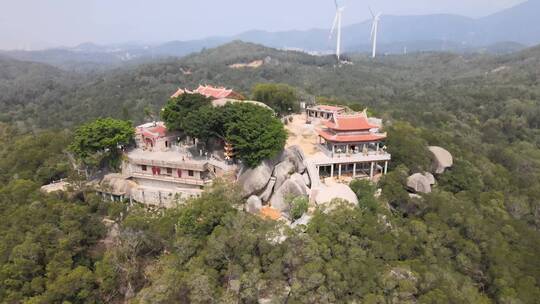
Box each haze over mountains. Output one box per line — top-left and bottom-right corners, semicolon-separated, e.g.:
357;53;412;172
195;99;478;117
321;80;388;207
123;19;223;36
1;0;539;70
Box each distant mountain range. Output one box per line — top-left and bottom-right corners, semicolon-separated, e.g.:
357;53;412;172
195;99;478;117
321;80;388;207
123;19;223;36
1;0;539;70
233;0;540;53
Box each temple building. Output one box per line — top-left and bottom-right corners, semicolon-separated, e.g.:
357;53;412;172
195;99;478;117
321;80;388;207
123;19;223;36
99;122;235;207
311;112;391;180
306;105;345;122
171;84;245;100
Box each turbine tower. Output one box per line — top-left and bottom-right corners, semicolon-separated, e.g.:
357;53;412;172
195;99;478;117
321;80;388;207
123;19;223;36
330;0;345;61
370;8;382;58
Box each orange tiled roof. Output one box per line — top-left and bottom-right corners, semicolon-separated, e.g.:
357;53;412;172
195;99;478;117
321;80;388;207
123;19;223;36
323;114;378;131
259;206;281;221
315;105;345;112
137;123;168;138
171;88;187;98
317;129;386;143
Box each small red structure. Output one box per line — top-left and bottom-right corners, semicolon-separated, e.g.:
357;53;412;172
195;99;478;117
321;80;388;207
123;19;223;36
135;122;175;151
171;85;245;100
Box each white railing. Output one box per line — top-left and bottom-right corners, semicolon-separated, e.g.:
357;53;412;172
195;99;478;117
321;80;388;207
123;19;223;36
317;144;387;158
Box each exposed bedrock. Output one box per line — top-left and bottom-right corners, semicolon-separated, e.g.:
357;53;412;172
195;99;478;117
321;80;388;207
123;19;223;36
428;146;453;174
315;183;359;208
246;195;263;214
237;159;275;197
269;179;308;217
406;172;436;193
238;146;312;201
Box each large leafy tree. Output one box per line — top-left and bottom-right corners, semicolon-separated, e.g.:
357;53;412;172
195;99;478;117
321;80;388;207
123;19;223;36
69;118;134;167
161;98;287;168
161;93;212;132
222;103;287;167
183;105;223;143
251;83;299;116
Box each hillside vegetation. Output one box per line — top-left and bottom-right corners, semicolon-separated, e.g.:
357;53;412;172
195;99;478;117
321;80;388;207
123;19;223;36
0;41;539;303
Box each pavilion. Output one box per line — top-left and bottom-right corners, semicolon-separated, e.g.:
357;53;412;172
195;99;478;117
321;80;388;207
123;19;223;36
306;105;345;122
312;112;391;180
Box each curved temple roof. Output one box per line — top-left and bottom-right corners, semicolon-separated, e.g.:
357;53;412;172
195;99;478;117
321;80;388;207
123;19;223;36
136;122;168;139
318;129;386;143
323;113;379;131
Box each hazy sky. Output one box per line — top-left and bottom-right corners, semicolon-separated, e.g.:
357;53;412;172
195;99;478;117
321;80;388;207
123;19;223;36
0;0;525;49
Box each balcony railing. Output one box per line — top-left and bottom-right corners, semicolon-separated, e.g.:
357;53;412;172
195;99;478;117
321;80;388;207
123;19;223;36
318;144;388;157
315;144;391;164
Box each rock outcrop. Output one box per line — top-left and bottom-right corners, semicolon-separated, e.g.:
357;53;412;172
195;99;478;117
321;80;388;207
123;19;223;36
423;172;436;185
269;179;308;216
246;195;263;214
428;146;453;174
406;172;435;193
279;145;306;174
290;173;308;192
239;146;315;219
237;159;275;197
99;173;137;196
239;146;312;199
302;172;311;188
272;160;296;191
259;177;276;202
291;213;312;229
315;184;358;207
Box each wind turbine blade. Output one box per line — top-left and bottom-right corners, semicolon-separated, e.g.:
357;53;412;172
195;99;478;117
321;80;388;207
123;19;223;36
369;6;375;18
329;12;338;38
334;0;339;9
370;20;376;41
371;19;379;58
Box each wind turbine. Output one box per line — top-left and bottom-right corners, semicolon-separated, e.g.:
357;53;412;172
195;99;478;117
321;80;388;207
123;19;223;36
330;0;345;62
369;8;382;58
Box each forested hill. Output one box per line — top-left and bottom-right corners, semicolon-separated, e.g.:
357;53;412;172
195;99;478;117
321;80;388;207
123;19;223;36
1;41;539;130
0;56;83;126
1;41;540;303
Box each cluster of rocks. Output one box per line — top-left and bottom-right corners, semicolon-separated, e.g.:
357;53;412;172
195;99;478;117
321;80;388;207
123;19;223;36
407;146;453;194
239;146;363;221
238;146;312;220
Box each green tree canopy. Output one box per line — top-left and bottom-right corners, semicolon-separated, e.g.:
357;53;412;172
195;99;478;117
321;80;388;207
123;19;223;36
69;118;134;167
350;179;379;212
290;196;309;220
161;93;212;132
222;103;287;167
183;105;224;143
385;122;433;172
161;97;286;168
251;83;299;116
